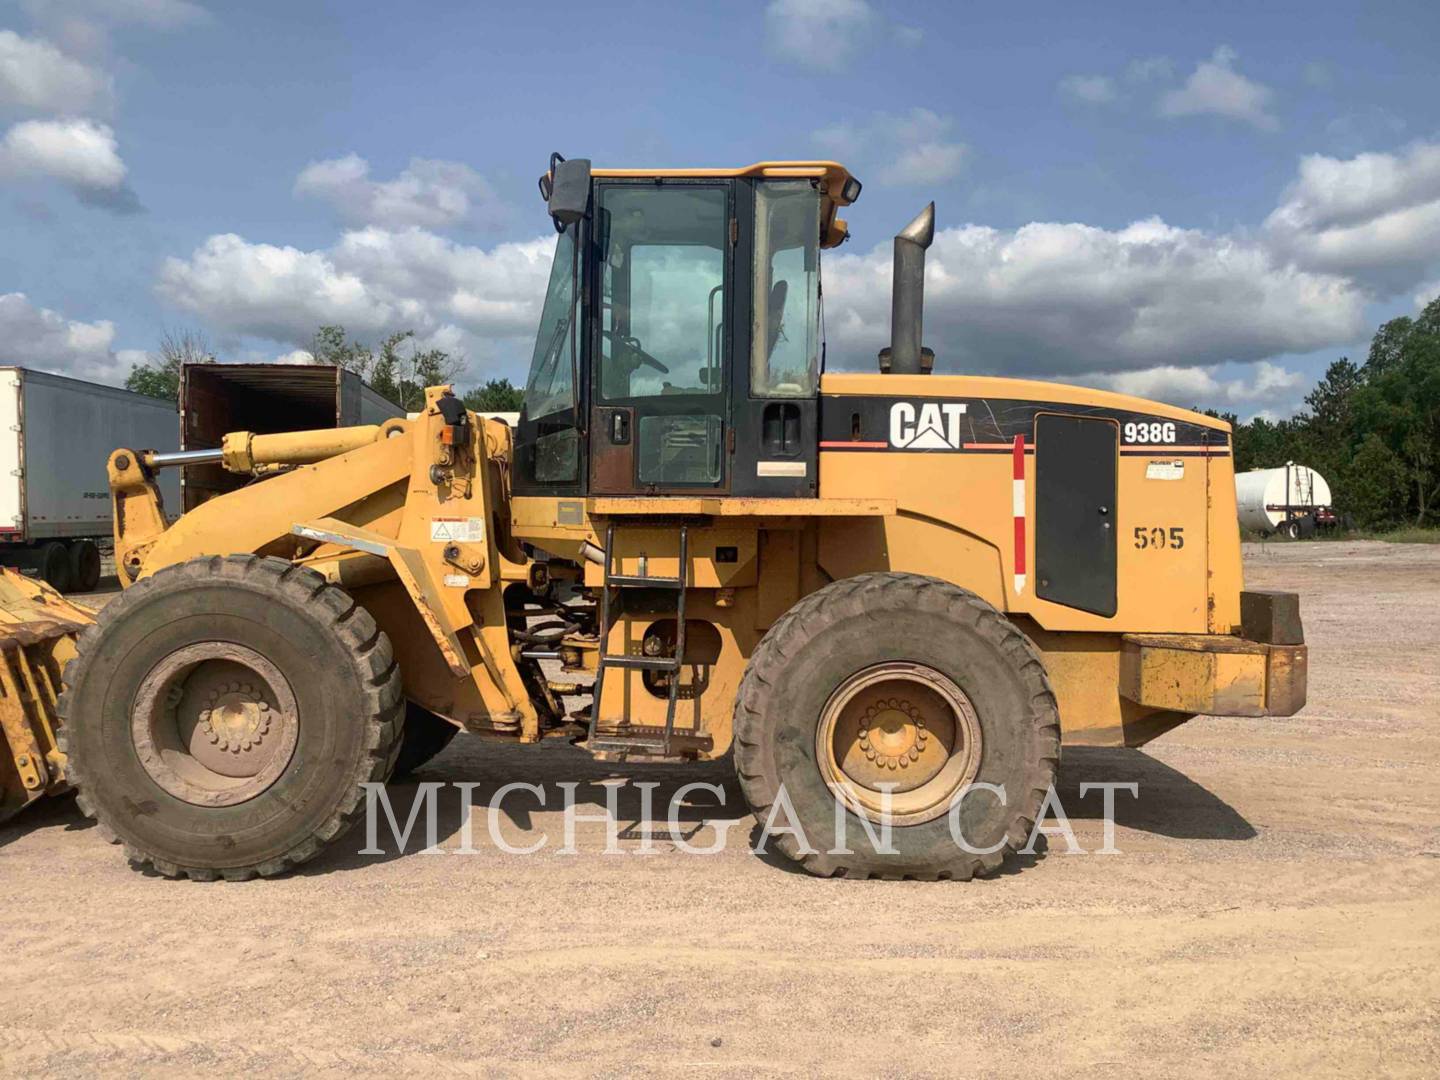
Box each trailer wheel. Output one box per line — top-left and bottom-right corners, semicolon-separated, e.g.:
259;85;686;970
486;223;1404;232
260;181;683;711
67;539;102;592
392;701;460;778
57;555;403;880
733;572;1060;880
39;541;72;592
1282;519;1302;540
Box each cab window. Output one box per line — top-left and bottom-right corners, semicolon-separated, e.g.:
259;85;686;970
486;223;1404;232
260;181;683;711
751;181;821;398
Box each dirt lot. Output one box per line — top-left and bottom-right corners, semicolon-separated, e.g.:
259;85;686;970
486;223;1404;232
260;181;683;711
3;541;1438;1077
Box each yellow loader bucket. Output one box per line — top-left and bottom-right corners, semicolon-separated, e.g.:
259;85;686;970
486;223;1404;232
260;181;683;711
0;569;94;822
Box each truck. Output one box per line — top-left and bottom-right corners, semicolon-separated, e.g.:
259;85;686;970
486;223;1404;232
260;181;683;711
178;362;404;512
1235;463;1343;539
0;367;180;592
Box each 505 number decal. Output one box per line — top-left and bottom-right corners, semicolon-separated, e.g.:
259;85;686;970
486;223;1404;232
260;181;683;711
1122;420;1177;444
1134;526;1184;549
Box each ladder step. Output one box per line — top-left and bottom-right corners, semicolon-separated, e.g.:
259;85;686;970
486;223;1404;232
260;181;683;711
599;654;680;672
587;728;714;757
606;574;683;589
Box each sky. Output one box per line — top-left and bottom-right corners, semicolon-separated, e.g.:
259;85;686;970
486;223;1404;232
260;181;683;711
1;0;1438;420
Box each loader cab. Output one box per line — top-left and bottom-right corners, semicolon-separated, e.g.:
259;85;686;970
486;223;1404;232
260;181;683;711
513;159;860;499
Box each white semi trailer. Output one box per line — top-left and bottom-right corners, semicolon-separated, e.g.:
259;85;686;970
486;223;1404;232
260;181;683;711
1235;463;1338;539
0;367;180;591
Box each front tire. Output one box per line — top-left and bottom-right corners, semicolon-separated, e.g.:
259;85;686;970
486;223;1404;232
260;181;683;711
57;555;403;880
733;572;1059;880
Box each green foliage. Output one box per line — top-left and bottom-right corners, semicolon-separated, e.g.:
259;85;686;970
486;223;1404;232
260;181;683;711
1341;434;1409;529
306;325;519;413
462;379;524;412
1215;295;1440;529
124;329;216;401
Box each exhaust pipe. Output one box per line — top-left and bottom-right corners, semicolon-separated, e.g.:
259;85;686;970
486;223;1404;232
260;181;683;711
879;201;936;375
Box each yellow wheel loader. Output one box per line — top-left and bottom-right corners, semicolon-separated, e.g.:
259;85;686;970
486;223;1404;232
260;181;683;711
43;155;1306;880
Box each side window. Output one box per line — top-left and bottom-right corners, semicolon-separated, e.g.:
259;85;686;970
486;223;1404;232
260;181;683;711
752;181;821;398
521;225;580;482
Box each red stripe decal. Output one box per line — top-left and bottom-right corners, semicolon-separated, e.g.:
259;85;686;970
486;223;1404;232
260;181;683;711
1012;435;1026;582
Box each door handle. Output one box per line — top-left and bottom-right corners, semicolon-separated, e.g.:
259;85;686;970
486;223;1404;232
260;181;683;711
610;410;630;444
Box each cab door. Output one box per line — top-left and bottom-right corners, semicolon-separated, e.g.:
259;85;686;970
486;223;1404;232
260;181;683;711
589;181;731;494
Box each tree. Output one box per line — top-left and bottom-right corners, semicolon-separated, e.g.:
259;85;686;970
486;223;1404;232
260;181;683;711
1351;299;1440;524
125;329;216;401
308;324;377;381
306;325;465;411
462;379;524;412
1341;434;1409;529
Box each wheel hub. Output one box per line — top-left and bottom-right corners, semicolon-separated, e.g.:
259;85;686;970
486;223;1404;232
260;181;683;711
132;644;299;807
817;662;982;826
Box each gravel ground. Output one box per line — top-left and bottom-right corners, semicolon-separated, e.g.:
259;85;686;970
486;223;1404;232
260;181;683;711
3;541;1438;1076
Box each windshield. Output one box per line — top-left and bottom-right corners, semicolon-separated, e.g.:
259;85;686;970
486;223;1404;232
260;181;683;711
523;224;578;418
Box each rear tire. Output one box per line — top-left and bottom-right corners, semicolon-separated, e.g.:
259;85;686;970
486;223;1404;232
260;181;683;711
40;541;72;592
734;572;1059;880
57;555;403;880
1283;520;1302;540
392;701;460;777
67;539;102;592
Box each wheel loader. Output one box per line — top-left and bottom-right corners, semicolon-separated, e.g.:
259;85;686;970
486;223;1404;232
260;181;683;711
8;155;1309;880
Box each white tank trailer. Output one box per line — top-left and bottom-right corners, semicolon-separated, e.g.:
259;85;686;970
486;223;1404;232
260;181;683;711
1235;464;1337;538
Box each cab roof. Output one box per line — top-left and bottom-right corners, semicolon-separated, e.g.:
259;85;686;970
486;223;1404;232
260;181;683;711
586;161;861;248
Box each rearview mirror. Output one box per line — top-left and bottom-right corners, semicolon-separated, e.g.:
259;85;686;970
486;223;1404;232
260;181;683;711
547;155;591;232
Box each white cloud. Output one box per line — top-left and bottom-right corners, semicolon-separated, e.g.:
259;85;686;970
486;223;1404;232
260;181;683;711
0;292;128;382
1097;360;1305;415
821;216;1366;379
764;0;876;72
0;117;139;210
1264;140;1440;292
1125;56;1173;83
1058;74;1117;105
294;153;504;230
815;108;966;186
22;0;209;31
0;30;113;115
156;227;561;376
1415;280;1440;312
1159;46;1278;130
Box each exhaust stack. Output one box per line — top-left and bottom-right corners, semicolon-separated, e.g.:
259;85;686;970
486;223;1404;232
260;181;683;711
880;201;936;375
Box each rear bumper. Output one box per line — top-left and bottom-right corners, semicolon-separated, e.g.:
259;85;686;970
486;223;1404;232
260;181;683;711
1119;591;1307;718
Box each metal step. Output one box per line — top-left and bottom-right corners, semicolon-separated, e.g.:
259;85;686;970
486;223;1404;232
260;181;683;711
599;654;680;672
586;725;713;759
606;574;683;589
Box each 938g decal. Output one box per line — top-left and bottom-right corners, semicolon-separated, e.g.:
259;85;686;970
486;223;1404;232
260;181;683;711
1122;420;1177;444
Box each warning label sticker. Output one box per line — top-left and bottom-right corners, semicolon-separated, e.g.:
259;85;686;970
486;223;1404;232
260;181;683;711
1145;460;1185;481
430;517;485;543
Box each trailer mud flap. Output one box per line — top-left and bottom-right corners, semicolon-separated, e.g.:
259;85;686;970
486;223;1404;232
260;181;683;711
1035;414;1117;616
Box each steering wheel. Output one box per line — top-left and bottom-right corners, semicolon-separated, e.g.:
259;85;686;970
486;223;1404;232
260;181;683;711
604;330;670;374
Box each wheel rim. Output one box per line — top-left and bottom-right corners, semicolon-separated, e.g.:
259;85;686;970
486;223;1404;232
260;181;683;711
815;661;983;827
131;643;299;807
